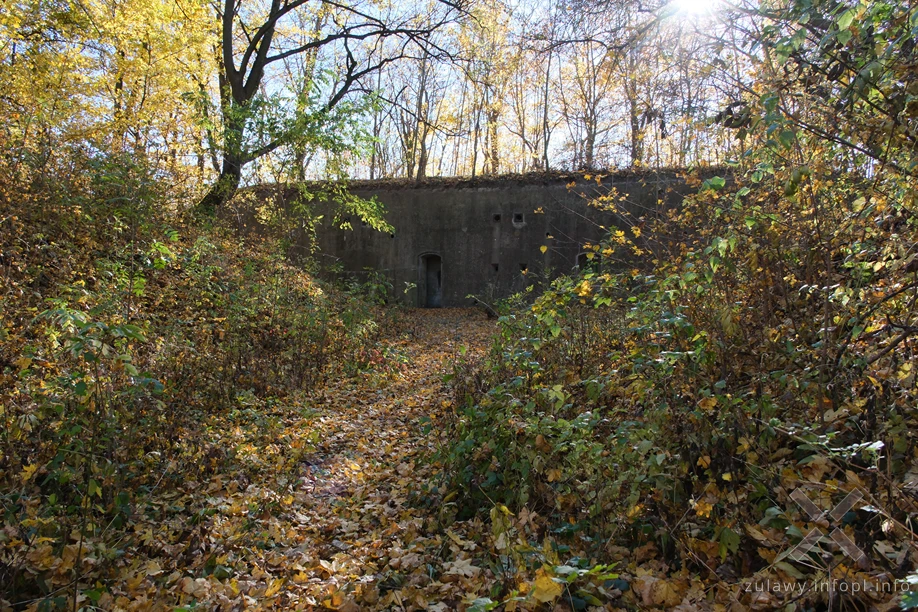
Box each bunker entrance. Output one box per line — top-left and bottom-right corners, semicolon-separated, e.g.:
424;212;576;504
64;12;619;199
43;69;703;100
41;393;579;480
419;254;442;308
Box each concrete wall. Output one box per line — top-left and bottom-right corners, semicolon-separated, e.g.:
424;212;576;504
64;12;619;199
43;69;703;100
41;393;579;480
301;171;692;307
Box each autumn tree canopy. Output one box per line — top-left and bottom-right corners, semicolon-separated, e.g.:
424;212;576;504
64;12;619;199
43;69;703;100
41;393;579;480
196;0;466;211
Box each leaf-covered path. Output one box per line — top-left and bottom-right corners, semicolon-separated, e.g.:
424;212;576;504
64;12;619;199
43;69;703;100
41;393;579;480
161;308;496;610
268;308;494;610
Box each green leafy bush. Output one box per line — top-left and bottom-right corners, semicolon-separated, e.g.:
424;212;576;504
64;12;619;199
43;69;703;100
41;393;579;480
0;149;383;600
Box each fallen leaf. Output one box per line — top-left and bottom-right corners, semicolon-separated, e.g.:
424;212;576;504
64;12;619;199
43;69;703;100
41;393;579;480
443;558;480;578
531;568;563;603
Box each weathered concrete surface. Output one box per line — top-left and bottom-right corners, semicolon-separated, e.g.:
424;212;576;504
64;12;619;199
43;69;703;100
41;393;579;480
239;170;704;306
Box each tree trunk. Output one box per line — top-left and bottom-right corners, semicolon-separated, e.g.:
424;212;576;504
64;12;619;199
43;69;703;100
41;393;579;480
628;96;643;167
487;107;500;175
197;93;246;214
471;102;480;179
197;153;242;214
542;50;552;172
584;122;595;170
416;124;429;180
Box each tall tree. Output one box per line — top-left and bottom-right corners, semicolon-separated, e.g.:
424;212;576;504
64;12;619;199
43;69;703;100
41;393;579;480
556;40;617;169
197;0;463;212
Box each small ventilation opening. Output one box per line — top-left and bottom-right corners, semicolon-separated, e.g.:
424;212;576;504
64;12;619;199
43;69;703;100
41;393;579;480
493;213;502;222
513;212;524;223
492;263;499;272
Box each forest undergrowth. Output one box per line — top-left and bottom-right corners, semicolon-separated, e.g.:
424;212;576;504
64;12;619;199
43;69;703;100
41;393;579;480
0;150;635;611
3;136;918;612
2;156;918;611
441;167;918;610
437;2;918;609
0;152;418;609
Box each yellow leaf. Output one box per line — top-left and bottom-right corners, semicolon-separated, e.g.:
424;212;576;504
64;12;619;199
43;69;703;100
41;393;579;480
745;525;770;542
546;468;562;482
540;245;548;254
531;569;563;603
264;577;285;597
721;472;732;481
651;579;682;607
696;455;711;468
126;573;145;590
693;499;713;517
145;560;164;576
322;591;344;608
15;357;32;370
293;571;310;584
698;397;717;412
446;529;475;550
20;464;38;483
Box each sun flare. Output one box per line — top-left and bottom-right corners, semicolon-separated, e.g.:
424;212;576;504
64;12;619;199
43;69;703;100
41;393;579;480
670;0;719;16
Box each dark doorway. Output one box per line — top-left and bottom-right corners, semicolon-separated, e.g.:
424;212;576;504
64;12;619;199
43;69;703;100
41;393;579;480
419;254;443;307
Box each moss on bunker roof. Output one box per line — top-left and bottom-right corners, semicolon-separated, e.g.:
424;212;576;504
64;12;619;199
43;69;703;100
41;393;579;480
248;166;728;195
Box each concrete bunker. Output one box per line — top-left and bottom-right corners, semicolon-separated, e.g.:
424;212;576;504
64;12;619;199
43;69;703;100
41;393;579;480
418;253;443;308
283;169;703;306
